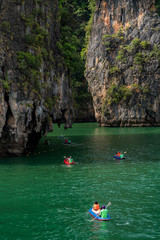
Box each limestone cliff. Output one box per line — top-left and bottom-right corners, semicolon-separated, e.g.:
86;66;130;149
0;0;73;156
85;0;160;126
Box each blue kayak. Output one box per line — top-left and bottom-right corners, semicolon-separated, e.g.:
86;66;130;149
89;208;111;221
114;156;125;160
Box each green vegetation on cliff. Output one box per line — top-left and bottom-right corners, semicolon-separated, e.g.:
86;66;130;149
156;0;160;16
81;0;96;60
14;2;60;112
101;22;160;111
0;0;96;118
58;0;95;114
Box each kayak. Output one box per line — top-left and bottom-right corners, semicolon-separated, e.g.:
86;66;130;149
64;159;75;165
114;156;125;159
89;208;111;221
63;141;72;144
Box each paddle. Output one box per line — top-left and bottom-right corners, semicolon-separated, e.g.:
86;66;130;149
90;202;111;222
64;156;73;158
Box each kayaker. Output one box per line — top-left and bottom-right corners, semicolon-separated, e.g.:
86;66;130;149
116;152;121;157
99;205;108;218
67;156;73;163
44;139;50;145
92;201;100;215
120;153;124;158
64;138;71;144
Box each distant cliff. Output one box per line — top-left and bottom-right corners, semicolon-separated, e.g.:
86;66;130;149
85;0;160;126
0;0;73;156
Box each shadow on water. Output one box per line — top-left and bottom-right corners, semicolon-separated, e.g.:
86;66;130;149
0;123;160;166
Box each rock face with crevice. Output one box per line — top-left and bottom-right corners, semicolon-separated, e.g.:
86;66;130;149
85;0;160;126
0;0;73;156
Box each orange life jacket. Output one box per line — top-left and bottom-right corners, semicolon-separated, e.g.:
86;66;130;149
93;203;100;211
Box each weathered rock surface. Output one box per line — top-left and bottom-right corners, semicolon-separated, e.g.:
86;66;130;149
85;0;160;126
74;103;96;123
0;0;73;156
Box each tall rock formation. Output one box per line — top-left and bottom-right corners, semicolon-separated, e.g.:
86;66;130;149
85;0;160;126
0;0;73;156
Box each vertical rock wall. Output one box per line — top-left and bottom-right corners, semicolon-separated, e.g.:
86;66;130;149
85;0;160;126
0;0;73;156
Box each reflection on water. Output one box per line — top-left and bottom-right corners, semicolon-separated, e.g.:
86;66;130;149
90;221;109;239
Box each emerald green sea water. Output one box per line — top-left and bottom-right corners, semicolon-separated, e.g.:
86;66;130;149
0;123;160;240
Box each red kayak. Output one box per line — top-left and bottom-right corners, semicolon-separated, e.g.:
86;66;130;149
64;159;75;165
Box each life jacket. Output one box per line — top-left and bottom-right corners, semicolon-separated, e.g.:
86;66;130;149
93;203;100;211
68;158;73;163
117;152;120;157
100;209;108;218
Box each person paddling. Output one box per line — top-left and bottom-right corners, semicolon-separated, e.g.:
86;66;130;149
120;153;124;158
99;205;108;218
92;201;100;215
64;138;71;144
116;152;121;157
116;151;125;158
67;156;73;163
44;139;50;145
